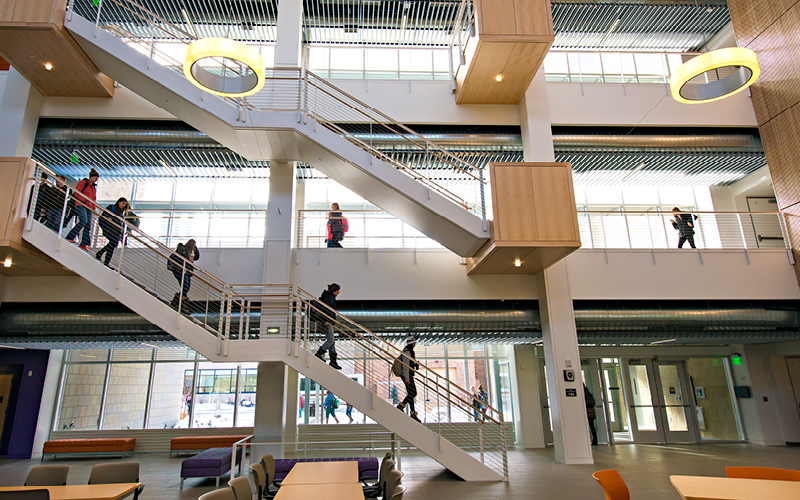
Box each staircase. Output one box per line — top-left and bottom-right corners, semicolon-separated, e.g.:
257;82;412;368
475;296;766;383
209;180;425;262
61;2;489;257
23;170;507;481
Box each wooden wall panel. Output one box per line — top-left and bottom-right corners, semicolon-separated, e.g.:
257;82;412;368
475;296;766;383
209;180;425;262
10;0;63;24
530;166;578;242
0;157;35;245
513;0;553;36
478;0;517;35
729;0;800;284
492;165;537;241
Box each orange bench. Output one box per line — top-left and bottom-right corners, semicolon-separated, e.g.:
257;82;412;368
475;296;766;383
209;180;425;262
170;435;250;457
42;438;136;460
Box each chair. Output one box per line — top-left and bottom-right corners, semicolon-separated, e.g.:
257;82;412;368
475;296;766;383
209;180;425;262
592;469;629;500
365;457;395;498
198;489;236;500
391;485;407;500
383;469;404;500
0;490;49;500
228;476;252;500
25;464;70;486
726;466;800;482
88;462;144;500
260;454;279;489
248;464;273;499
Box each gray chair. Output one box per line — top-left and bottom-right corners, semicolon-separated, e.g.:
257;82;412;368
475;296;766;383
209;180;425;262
88;462;144;500
198;489;236;500
248;464;267;499
260;454;279;489
0;491;49;500
228;476;252;500
25;464;70;486
391;485;407;500
365;457;395;498
383;469;404;500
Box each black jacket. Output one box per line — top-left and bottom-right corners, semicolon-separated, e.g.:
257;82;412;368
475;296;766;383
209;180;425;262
169;243;200;273
671;214;696;236
318;289;337;322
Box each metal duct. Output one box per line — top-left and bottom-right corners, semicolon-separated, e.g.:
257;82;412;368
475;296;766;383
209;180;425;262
35;125;762;152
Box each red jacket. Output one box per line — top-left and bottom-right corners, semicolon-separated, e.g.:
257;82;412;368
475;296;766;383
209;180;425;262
74;178;97;210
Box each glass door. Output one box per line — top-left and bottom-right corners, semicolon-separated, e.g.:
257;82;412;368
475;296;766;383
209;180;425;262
622;359;698;443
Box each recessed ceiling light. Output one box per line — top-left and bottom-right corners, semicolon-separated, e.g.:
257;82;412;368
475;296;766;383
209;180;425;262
44;62;53;70
3;257;11;268
514;259;521;267
495;74;503;82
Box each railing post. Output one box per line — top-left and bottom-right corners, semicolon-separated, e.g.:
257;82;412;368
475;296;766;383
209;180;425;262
736;213;750;265
224;287;233;356
479;421;484;463
781;212;796;265
94;0;104;37
26;169;42;232
501;422;508;481
57;186;71;240
177;260;187;326
67;0;75;22
479;168;487;231
115;225;126;289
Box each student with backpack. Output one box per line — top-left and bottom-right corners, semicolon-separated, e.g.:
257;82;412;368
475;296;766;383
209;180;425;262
95;197;132;266
65;168;99;251
393;335;421;423
167;239;200;309
313;283;342;370
326;202;349;248
323;390;340;424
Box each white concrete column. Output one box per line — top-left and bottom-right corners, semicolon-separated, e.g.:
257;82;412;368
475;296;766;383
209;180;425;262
263;161;296;284
510;344;546;448
254;362;289;457
0;68;42;157
540;260;593;464
274;0;304;67
519;69;555;163
32;350;64;459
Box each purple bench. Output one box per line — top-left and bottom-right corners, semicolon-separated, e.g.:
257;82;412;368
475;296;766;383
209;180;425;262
180;447;243;488
274;457;379;482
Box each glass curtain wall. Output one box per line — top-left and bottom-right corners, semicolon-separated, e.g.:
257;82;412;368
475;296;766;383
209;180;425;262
55;348;258;430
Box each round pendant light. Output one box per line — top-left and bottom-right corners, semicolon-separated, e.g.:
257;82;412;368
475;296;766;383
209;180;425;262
184;38;265;97
670;47;760;104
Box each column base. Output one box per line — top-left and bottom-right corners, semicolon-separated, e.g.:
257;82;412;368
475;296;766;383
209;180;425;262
555;455;594;465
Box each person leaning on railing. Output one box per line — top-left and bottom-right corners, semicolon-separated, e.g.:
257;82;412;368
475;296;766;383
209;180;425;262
65;168;100;251
167;239;200;310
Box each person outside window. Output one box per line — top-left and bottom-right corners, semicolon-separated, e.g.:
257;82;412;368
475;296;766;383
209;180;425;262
95;197;133;267
324;391;339;424
396;335;421;423
65;168;99;251
326;202;349;248
313;283;342;370
298;394;305;418
345;402;354;423
671;207;697;249
471;387;481;422
584;384;598;445
168;239;200;309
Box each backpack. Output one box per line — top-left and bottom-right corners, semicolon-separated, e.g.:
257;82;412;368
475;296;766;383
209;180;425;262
309;299;326;324
98;205;115;233
167;244;184;272
391;355;404;377
333;397;339;409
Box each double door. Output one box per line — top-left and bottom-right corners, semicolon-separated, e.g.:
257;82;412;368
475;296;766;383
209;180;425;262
622;359;697;443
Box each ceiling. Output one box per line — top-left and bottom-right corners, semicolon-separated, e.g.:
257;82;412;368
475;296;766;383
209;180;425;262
74;0;732;51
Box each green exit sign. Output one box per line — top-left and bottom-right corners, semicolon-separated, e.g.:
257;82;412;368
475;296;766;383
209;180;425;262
731;356;742;366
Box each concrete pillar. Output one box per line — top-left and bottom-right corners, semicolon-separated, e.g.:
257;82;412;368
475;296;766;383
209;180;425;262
540;260;593;464
0;68;42;157
254;362;288;456
32;350;65;459
262;161;296;333
274;0;304;67
510;344;546;448
519;69;555;163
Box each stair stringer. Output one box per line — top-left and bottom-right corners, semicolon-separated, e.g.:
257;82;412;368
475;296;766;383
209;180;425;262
64;14;489;257
22;221;501;482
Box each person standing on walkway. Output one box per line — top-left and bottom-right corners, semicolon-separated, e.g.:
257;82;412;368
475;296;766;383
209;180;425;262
298;394;305;419
345;402;354;423
168;239;200;309
584;384;598;446
314;283;342;370
395;335;421;423
324;391;340;424
671;207;697;249
326;202;348;248
65;168;99;251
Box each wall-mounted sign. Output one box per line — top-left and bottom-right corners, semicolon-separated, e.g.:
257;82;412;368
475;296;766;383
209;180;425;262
566;388;577;397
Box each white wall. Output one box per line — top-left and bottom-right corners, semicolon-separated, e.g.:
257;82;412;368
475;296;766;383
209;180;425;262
566;249;799;300
40;85;174;120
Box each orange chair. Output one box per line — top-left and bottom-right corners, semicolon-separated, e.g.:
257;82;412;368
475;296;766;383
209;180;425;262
726;466;800;482
592;469;630;500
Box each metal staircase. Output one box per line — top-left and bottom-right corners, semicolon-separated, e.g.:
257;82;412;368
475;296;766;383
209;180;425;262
62;0;490;257
23;168;507;481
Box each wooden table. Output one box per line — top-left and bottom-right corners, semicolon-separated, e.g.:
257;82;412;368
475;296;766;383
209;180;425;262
670;475;800;500
0;484;141;500
281;461;359;486
275;483;365;500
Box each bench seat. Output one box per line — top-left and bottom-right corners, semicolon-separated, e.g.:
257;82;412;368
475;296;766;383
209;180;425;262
180;447;243;488
170;435;249;455
42;438;135;459
274;457;379;481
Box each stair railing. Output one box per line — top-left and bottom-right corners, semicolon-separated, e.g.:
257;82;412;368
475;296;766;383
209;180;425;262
447;0;475;90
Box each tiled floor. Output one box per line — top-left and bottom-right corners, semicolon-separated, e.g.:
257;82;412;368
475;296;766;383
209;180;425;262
1;444;798;499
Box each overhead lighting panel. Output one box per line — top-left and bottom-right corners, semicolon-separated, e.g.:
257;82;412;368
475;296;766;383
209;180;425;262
184;38;265;97
670;47;761;104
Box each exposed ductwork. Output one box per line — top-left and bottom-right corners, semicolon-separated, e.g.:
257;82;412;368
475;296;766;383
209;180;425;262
35;124;762;152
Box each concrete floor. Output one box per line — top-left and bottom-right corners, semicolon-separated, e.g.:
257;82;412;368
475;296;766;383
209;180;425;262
1;444;798;499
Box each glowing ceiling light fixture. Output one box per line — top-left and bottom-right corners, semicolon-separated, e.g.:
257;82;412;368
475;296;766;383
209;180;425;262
514;259;521;267
44;62;53;70
495;74;503;82
184;38;265;97
670;47;761;104
3;257;11;268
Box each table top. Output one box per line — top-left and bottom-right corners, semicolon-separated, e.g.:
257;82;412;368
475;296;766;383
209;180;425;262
670;475;800;500
0;483;141;500
275;483;365;500
281;461;359;485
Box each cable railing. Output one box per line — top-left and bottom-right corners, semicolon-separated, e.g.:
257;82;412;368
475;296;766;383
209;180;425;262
579;210;792;253
296;209;443;249
447;0;475;90
27;164;507;480
71;0;488;221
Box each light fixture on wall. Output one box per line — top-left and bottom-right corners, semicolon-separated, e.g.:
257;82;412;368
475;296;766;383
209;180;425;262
670;47;761;104
184;38;265;97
